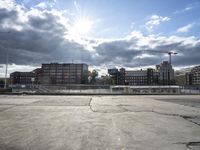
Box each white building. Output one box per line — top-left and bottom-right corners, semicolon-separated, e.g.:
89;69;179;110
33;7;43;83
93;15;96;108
190;65;200;85
156;61;175;85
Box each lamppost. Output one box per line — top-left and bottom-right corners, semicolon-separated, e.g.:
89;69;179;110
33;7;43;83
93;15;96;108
0;65;3;88
0;31;10;89
4;54;8;89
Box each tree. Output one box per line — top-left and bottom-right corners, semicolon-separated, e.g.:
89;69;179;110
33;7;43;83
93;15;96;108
88;70;98;84
0;80;5;88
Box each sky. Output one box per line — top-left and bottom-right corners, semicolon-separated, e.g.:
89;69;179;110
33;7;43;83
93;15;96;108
0;0;200;76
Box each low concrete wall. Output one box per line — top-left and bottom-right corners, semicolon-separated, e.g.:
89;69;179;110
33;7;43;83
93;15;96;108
0;88;12;94
9;84;200;95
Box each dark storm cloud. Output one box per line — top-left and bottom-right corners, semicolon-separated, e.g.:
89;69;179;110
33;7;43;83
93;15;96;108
95;39;163;67
95;40;136;62
0;5;92;65
147;39;200;66
0;8;17;22
95;35;200;67
28;12;65;32
173;43;200;66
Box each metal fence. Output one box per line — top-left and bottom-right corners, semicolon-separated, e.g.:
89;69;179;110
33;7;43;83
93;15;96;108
9;84;200;95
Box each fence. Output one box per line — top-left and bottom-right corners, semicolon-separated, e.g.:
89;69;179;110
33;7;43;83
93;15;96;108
9;84;200;95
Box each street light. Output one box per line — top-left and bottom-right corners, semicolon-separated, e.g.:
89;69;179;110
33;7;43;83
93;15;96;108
0;31;10;89
4;54;8;89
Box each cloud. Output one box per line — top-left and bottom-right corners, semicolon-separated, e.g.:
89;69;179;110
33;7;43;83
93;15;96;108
0;64;38;78
130;22;135;30
95;32;200;67
74;1;79;11
0;0;200;76
173;2;199;14
177;23;194;33
145;15;170;31
0;0;92;65
35;2;48;9
173;6;193;14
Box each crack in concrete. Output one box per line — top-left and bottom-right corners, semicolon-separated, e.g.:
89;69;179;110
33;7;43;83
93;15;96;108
89;103;200;128
89;104;154;114
182;116;200;127
154;98;200;109
89;105;153;114
186;142;200;149
152;110;192;118
152;111;200;127
89;98;96;112
118;105;153;113
175;141;200;150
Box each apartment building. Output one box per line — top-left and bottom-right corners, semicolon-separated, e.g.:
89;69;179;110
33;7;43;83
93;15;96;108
10;72;36;85
41;63;88;85
187;65;200;85
124;69;159;85
108;68;159;85
10;63;88;85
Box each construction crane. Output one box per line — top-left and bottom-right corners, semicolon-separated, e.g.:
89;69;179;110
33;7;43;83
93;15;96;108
166;51;178;64
145;50;178;64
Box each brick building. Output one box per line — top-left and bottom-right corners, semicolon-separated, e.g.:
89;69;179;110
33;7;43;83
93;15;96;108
10;72;36;85
10;63;89;85
108;68;159;85
40;63;88;85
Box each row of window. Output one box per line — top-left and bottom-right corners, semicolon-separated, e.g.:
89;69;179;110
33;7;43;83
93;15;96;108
42;72;83;75
125;77;147;80
43;70;82;73
42;66;84;70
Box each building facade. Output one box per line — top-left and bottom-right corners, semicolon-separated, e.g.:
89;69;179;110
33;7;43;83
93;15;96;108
187;65;200;85
156;61;175;85
124;69;159;85
107;61;175;86
186;73;192;85
108;69;120;85
108;68;159;85
41;63;88;85
119;68;125;85
10;72;36;85
125;70;147;85
175;74;187;85
10;63;89;85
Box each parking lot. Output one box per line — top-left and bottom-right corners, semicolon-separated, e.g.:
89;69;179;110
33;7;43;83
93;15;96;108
0;95;200;150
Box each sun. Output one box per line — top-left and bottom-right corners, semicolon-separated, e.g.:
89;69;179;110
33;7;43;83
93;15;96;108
70;18;93;36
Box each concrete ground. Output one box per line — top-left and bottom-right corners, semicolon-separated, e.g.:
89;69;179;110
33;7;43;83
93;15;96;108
0;95;200;150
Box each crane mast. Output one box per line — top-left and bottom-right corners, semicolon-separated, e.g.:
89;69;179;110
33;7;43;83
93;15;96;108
168;52;178;64
145;50;178;64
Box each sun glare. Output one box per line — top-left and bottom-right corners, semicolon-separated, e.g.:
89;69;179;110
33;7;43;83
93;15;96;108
70;18;93;36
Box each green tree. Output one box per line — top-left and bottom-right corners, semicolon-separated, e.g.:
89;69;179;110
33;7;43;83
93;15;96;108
88;70;98;84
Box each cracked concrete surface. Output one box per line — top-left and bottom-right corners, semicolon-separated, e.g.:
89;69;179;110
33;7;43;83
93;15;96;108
0;95;200;150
